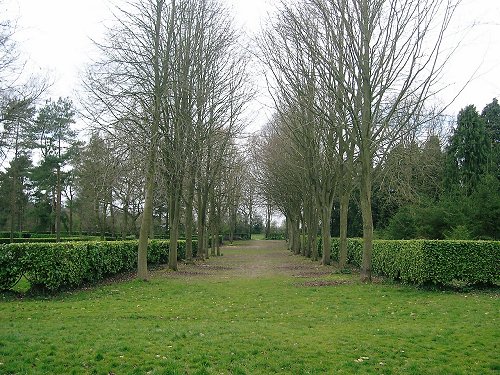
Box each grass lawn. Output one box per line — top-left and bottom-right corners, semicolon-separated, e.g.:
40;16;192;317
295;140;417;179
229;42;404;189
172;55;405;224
1;241;498;374
251;233;265;240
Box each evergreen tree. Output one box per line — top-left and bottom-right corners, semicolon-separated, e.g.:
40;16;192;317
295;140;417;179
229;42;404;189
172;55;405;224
445;105;489;195
32;98;77;241
481;98;500;177
0;154;32;237
0;98;35;240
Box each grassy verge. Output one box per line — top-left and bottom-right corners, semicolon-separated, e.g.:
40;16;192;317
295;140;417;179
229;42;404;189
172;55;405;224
251;233;265;240
1;244;498;374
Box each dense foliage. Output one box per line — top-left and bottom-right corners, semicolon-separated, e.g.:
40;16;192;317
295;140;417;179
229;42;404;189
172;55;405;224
327;238;499;286
367;100;500;241
0;240;198;291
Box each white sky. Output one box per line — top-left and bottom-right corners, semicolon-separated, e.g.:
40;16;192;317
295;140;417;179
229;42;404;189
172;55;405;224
3;0;500;131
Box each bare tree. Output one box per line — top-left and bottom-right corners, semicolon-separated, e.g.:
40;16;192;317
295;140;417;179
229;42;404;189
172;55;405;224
83;0;250;276
260;2;348;264
255;116;304;255
83;0;176;279
260;0;458;279
1;3;48;165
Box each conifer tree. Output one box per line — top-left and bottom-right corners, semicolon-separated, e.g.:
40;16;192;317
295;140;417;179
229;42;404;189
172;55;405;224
446;105;489;195
481;98;500;177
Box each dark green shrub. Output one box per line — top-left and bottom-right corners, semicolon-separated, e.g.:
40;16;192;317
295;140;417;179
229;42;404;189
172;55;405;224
371;240;426;283
265;233;286;240
17;241;142;290
231;233;251;241
385;207;418;239
327;238;499;286
0;244;24;289
329;238;363;266
0;239;198;291
444;225;473;240
422;240;499;286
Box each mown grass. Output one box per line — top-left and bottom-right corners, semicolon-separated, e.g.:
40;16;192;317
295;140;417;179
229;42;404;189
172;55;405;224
1;244;499;374
251;233;265;240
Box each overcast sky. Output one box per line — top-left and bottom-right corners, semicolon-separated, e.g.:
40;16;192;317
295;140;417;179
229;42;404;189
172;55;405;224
4;0;500;131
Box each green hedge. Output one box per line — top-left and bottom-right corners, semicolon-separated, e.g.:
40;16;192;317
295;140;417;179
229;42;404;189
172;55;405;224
0;239;198;291
326;238;499;286
223;233;251;241
265;233;286;240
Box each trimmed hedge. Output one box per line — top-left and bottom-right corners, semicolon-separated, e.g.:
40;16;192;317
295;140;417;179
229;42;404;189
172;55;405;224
327;238;499;286
223;233;251;241
266;233;286;240
0;239;198;291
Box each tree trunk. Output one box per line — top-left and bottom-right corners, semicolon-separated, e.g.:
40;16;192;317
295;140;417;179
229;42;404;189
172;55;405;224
216;226;221;256
164;208;169;238
360;151;373;282
216;204;222;256
229;203;236;244
123;194;130;240
321;203;332;265
101;202;107;240
185;177;195;261
210;197;216;256
137;0;164;280
168;185;182;271
286;218;290;250
69;197;73;236
196;188;208;260
109;190;115;239
203;221;209;259
210;229;216;256
300;216;306;256
137;169;155;280
359;0;374;283
306;196;318;260
248;195;253;240
9;167;18;243
339;189;350;270
291;217;301;255
51;187;56;234
265;202;271;239
94;198;100;237
168;210;179;271
56;165;62;242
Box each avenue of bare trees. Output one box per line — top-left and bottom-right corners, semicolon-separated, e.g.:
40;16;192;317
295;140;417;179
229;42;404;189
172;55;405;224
1;0;499;284
256;0;464;281
82;0;253;279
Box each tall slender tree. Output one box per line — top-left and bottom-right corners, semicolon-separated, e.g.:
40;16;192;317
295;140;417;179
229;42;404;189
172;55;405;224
481;98;500;177
33;97;77;241
446;105;489;195
261;0;458;280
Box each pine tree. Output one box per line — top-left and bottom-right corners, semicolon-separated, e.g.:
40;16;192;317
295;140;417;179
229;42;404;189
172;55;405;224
32;98;77;241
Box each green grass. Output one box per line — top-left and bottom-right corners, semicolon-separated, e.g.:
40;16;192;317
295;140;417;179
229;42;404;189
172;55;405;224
251;233;265;240
1;243;499;374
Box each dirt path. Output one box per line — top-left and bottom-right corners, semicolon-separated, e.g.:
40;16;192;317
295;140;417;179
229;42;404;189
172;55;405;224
153;240;333;280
